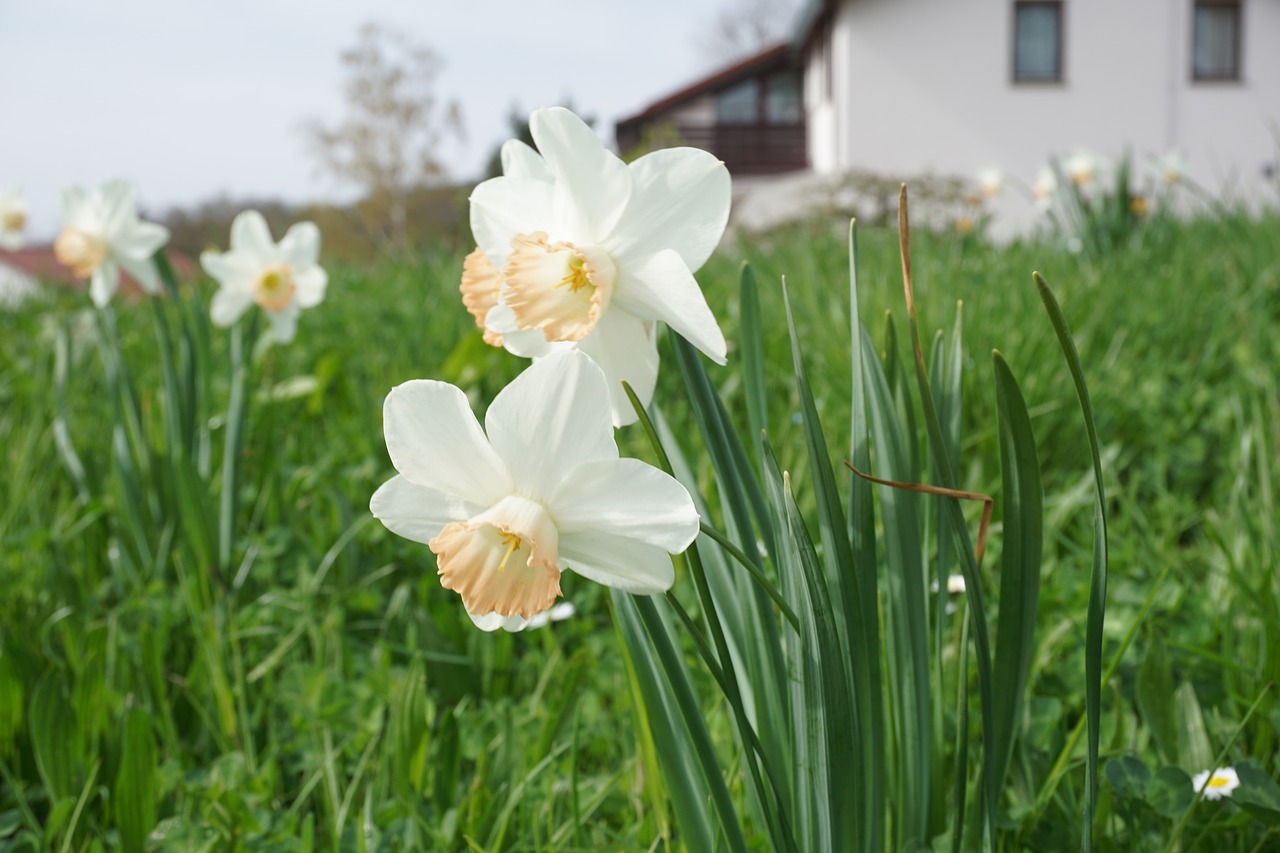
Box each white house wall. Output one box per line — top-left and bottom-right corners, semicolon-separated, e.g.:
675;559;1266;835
803;23;839;173
819;0;1280;229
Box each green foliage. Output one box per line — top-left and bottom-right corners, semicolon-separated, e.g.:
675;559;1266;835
0;209;1278;849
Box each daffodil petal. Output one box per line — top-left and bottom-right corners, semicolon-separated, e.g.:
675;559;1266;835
531;107;632;243
485;300;557;358
230;210;277;265
549;458;698;553
266;302;301;343
502;328;557;359
369;474;477;545
467;611;532;632
470;176;555;268
209;285;254;327
574;309;659;427
114;221;170;262
117;255;160;294
99;179;136;235
559;530;674;595
89;260;119;307
485;350;617;498
59;186;86;224
279;222;321;267
608;147;730;273
382;379;513;507
613;249;726;365
501;139;552;182
201;249;256;287
293;266;327;308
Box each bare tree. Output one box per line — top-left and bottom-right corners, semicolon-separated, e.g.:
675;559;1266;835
302;22;463;250
700;0;802;63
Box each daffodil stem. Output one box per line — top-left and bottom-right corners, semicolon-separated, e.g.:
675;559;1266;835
622;381;799;627
219;315;258;573
697;522;799;629
150;295;186;460
662;588;796;791
622;384;798;851
664;565;799;853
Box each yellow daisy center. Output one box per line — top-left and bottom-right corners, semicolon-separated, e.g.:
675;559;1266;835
2;210;25;232
502;231;616;343
1207;775;1230;789
254;263;296;312
53;228;108;279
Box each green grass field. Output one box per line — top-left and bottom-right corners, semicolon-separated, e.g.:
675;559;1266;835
2;211;1279;851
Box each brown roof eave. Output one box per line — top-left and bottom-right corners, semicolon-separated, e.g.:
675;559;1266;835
616;42;797;129
791;0;836;52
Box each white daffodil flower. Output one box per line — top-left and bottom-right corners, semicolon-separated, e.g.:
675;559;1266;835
1033;167;1058;211
200;210;327;344
467;107;731;426
976;168;1003;199
1152;151;1187;185
370;349;699;632
0;190;28;250
458;138;558;348
1192;767;1240;800
55;180;170;307
1065;150;1098;188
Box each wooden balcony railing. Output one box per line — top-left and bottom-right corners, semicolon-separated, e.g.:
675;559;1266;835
673;123;807;175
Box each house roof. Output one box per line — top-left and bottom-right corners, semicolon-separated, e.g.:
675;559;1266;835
791;0;832;51
616;42;795;129
0;245;197;295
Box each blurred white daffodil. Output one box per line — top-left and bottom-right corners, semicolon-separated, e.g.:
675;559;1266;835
1192;767;1240;800
200;210;327;343
0;189;28;250
1033;167;1058;211
55;180;170;307
370;349;699;632
1152;151;1187;185
467;107;731;426
1064;150;1099;188
976;168;1003;199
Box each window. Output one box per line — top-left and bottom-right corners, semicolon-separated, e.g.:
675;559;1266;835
765;70;803;123
1192;0;1241;81
716;80;759;124
1013;1;1063;83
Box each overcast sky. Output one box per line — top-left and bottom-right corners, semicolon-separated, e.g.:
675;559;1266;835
2;0;795;238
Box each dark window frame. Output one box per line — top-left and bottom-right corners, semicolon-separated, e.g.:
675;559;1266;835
714;69;805;128
1191;0;1243;83
1012;1;1065;84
